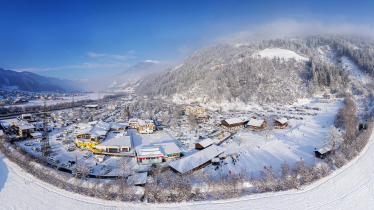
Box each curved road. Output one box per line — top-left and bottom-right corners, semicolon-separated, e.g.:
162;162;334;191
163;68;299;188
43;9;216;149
1;135;374;209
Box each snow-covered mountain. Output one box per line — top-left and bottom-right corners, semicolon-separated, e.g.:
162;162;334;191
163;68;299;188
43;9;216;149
0;68;87;92
109;60;163;88
118;60;159;75
135;35;374;105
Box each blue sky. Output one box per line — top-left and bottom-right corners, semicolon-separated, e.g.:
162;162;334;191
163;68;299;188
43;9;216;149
0;0;373;80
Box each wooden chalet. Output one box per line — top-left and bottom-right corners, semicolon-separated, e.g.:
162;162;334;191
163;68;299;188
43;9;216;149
221;117;248;130
195;138;214;150
247;118;266;130
274;118;288;129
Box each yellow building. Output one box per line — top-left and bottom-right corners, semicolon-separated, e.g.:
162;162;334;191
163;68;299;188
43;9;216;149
137;120;155;134
128;118;155;134
129;118;138;128
185;106;205;116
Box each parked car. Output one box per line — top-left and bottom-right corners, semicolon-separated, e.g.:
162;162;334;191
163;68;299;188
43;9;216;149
24;141;33;146
61;161;71;168
83;152;92;159
32;146;39;152
48;156;59;163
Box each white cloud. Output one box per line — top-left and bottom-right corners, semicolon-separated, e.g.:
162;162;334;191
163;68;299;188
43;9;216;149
86;51;137;60
86;52;107;58
216;19;374;44
10;62;122;72
144;60;159;63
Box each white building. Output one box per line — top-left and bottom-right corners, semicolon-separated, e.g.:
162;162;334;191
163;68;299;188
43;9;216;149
136;147;164;165
94;131;132;153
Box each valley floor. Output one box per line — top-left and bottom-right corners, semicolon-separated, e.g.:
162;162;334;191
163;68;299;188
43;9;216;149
1;128;374;209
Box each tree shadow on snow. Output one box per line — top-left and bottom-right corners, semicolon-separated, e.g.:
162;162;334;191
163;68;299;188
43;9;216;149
0;156;9;193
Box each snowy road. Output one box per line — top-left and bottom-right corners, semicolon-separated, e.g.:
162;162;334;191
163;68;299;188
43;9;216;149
1;134;374;209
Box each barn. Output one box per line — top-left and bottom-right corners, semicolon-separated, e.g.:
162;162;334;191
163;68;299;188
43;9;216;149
314;148;331;159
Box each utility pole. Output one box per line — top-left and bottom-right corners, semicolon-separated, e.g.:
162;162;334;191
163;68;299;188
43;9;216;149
98;91;100;104
72;94;75;111
41;102;51;156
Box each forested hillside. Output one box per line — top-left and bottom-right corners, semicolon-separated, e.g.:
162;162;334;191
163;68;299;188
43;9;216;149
135;35;369;105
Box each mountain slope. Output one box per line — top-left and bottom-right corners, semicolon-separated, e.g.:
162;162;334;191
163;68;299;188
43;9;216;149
0;69;86;92
135;35;368;105
109;60;162;88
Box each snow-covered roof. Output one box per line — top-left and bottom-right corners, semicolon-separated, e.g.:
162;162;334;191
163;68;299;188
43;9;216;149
31;132;42;138
18;124;35;130
89;121;110;137
109;122;127;129
127;172;148;185
224;117;247;125
316;147;331;154
196;138;214;148
77;122;94;129
153;142;183;156
97;131;131;147
0;130;3;136
136;147;164;158
247;119;264;127
275;118;288;124
138;119;154;126
169;145;226;173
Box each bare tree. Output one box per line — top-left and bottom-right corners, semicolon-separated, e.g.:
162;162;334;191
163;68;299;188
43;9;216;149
323;125;344;155
117;156;131;177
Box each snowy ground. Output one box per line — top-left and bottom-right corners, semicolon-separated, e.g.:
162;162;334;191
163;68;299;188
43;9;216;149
254;48;309;61
3;92;113;109
203;98;343;177
1;128;374;209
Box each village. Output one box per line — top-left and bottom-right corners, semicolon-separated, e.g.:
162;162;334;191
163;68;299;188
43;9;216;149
0;90;344;188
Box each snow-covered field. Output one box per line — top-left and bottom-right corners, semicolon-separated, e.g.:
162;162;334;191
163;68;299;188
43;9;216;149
1;129;373;209
203;98;343;178
3;92;112;109
255;48;309;61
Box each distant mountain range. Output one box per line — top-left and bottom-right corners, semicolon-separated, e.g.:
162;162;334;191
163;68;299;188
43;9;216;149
0;68;87;92
109;60;164;88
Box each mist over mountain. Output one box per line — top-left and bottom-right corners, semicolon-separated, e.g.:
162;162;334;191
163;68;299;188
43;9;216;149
109;60;174;88
0;68;87;92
